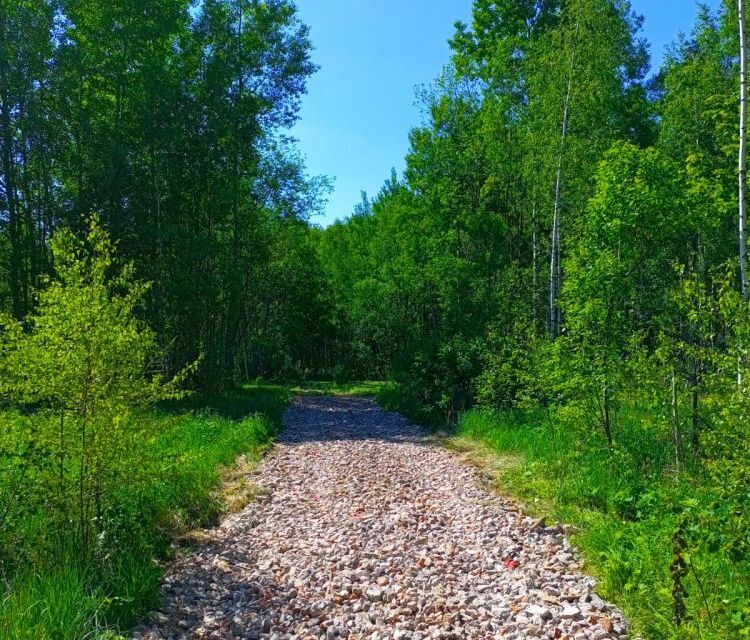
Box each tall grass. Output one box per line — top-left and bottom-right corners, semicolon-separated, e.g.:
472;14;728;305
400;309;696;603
455;407;749;640
1;564;101;640
0;384;289;639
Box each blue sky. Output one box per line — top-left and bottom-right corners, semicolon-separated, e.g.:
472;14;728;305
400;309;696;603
292;0;723;226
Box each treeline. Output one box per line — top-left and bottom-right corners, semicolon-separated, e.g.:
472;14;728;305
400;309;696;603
0;0;330;390
315;0;743;460
311;0;748;636
0;0;322;635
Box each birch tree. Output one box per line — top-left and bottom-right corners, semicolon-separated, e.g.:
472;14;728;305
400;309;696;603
527;0;649;340
740;0;748;299
549;19;580;340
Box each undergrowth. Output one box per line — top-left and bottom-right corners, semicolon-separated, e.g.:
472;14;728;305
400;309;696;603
454;407;749;640
0;383;289;639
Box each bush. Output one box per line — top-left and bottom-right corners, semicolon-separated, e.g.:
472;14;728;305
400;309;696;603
0;385;286;637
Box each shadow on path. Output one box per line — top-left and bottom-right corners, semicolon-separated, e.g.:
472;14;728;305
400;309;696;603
279;395;425;444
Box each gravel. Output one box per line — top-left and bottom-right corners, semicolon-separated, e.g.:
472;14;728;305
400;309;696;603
134;395;629;640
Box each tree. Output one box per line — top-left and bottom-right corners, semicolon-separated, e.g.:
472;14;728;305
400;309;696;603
525;0;651;339
0;216;184;548
560;143;684;442
0;0;320;390
0;0;57;319
740;0;749;298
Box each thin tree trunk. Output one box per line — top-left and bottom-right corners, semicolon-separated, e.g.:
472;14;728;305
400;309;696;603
151;146;166;359
59;408;65;508
739;0;749;390
740;0;749;299
20;126;34;312
691;384;700;454
79;416;87;548
672;369;683;470
79;355;92;549
224;0;245;384
602;380;613;445
549;20;580;339
532;200;539;330
0;7;23;318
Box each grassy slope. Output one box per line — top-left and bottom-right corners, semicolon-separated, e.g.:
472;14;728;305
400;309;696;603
0;383;289;640
452;407;748;640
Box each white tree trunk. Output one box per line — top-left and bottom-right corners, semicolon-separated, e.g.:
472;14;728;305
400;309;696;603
740;0;748;299
549;20;580;339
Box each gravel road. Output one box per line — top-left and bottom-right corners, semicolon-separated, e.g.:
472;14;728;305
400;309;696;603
135;395;629;640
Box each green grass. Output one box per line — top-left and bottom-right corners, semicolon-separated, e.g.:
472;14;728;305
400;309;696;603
0;384;289;639
454;407;749;640
289;379;388;397
0;563;102;640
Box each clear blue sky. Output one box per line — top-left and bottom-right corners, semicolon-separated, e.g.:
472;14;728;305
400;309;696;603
292;0;723;226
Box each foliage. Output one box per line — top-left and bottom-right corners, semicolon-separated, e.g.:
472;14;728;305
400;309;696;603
0;0;324;390
455;406;748;640
0;385;288;638
0;219;288;637
2;0;750;638
309;2;749;637
290;380;388;397
0;216;182;555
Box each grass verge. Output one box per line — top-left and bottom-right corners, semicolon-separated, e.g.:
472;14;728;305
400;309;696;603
452;407;749;640
0;383;289;639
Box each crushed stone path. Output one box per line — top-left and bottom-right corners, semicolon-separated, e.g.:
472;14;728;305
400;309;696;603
135;395;629;640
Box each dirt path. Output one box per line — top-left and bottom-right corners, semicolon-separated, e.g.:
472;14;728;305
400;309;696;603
135;396;628;640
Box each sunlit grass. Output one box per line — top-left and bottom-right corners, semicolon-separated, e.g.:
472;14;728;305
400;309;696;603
0;384;289;639
0;563;101;640
290;380;388;397
452;406;748;640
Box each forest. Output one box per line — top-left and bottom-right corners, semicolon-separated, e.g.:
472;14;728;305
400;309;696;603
0;0;748;638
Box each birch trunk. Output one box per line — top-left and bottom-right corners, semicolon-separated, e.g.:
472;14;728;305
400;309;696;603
739;0;749;388
549;20;580;339
740;0;748;299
